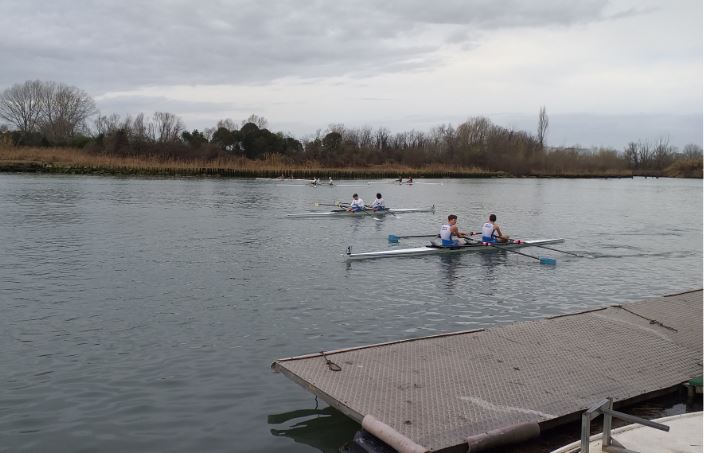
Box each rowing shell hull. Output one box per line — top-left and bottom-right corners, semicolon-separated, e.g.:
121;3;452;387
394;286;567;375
287;205;435;218
345;238;565;260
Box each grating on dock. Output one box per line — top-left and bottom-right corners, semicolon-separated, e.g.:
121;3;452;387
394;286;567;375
272;290;703;452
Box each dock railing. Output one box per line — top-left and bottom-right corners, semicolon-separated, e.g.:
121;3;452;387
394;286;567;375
580;397;670;453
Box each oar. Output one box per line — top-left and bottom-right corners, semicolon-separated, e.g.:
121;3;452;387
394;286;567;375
388;233;438;243
388;232;479;243
314;201;346;208
473;239;557;265
370;206;396;217
528;243;581;257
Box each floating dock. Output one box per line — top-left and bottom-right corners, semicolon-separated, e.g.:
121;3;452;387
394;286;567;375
272;290;703;452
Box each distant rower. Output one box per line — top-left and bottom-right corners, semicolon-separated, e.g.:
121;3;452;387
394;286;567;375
481;214;509;243
370;193;385;212
328;177;334;185
347;193;366;212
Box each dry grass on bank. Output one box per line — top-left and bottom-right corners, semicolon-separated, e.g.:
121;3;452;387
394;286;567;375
0;144;493;178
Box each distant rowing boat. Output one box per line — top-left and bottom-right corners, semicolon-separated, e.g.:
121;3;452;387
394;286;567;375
286;205;435;218
345;238;564;260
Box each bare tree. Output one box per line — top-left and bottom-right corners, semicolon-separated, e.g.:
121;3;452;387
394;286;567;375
624;142;639;169
457;117;492;146
0;80;44;133
653;136;674;170
682;144;703;159
150;112;184;143
130;113;148;143
358;126;374;149
216;118;237;131
637;141;653;169
537;106;549;149
374;127;390;151
39;81;96;141
95;113;127;136
242;114;268;129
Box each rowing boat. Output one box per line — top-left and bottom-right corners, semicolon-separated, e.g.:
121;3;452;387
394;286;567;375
286;205;435;218
345;238;564;260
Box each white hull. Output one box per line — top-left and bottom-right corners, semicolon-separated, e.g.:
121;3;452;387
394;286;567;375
345;238;565;260
550;412;702;453
287;205;435;218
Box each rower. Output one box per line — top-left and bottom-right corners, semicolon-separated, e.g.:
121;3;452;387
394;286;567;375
407;177;413;184
481;214;509;243
328;177;334;186
439;214;470;247
346;193;366;212
369;193;385;212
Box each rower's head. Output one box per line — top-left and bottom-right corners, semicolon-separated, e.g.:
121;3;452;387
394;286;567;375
448;214;457;224
489;214;497;222
352;193;358;199
376;193;382;199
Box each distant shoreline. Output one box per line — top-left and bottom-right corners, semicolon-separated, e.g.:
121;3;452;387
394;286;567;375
0;146;699;179
0;159;675;179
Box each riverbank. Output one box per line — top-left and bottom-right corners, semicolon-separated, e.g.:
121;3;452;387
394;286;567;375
0;145;697;178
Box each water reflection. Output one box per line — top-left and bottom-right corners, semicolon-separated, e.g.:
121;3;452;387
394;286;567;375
477;251;506;281
438;254;462;291
268;404;359;452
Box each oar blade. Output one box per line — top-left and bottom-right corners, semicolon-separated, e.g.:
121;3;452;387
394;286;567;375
388;234;400;243
539;257;557;265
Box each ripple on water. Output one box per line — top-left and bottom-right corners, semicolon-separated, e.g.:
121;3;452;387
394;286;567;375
0;175;700;453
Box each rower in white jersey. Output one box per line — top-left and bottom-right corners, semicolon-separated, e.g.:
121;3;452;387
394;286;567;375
369;193;385;212
328;177;334;185
481;214;509;243
346;193;366;212
439;214;471;247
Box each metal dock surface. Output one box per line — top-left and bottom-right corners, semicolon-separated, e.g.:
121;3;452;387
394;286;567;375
272;290;703;452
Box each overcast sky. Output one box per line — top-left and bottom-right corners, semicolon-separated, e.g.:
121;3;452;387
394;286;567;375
0;0;701;148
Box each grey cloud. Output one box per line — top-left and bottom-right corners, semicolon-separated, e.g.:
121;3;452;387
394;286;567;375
0;0;617;93
95;96;241;115
376;0;613;27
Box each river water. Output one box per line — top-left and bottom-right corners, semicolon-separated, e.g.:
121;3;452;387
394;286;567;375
0;174;701;452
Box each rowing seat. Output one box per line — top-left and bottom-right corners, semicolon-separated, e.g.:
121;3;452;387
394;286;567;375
430;238;472;249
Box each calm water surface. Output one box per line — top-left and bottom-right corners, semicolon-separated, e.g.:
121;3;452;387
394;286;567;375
0;174;701;452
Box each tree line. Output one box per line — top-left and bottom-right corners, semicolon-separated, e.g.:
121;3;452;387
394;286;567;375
1;80;701;176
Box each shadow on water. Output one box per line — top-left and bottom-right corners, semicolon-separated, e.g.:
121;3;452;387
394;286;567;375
268;402;359;453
